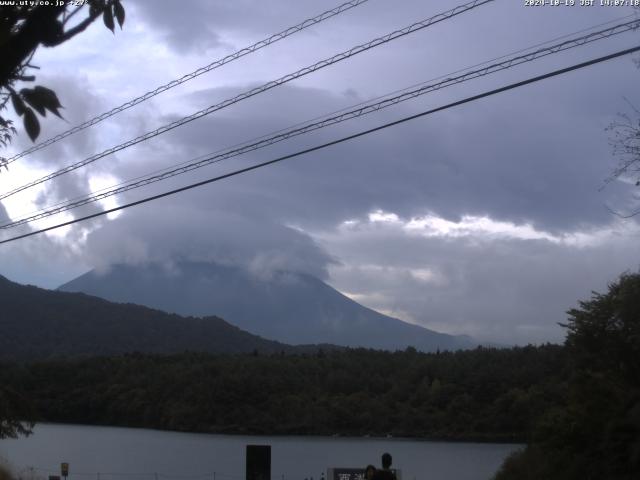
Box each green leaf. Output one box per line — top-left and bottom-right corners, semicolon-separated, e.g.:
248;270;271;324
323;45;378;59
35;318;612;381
21;88;46;116
11;93;26;116
20;86;64;119
89;1;101;18
34;86;64;118
23;108;40;142
114;0;125;28
103;7;115;33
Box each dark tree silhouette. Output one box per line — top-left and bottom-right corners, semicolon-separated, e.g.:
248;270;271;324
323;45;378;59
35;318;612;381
607;108;640;217
605;9;640;217
0;386;35;439
0;0;125;159
495;272;640;480
0;0;125;437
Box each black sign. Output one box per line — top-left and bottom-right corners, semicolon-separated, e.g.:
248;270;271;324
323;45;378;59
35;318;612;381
246;444;270;480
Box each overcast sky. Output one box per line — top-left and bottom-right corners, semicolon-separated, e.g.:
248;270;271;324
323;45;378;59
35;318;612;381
1;0;639;345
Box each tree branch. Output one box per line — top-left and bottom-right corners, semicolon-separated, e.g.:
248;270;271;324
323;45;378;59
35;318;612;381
0;6;65;83
62;5;84;26
48;8;104;46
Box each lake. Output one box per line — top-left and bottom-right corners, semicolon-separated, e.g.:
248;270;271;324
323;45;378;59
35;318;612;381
0;424;520;480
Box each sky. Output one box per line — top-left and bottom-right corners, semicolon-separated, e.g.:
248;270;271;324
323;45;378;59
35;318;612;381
1;0;639;345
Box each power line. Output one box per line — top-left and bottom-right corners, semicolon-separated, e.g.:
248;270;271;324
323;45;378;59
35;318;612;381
0;0;495;201
2;44;638;246
9;9;633;226
2;18;638;230
3;0;372;165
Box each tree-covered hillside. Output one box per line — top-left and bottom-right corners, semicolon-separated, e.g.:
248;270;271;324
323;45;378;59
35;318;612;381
3;271;638;478
0;345;567;440
59;262;475;351
0;274;304;360
495;272;640;480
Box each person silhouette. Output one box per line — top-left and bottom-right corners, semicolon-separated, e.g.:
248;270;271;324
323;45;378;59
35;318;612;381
371;453;396;480
364;465;376;480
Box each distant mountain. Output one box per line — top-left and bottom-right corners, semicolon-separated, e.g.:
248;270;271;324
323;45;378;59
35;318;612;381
0;274;302;361
59;262;475;352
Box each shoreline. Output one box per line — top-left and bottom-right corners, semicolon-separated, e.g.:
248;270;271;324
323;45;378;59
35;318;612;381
22;421;525;445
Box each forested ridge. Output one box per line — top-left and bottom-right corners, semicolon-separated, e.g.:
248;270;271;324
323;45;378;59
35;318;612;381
0;274;324;360
0;344;567;441
495;272;640;479
2;273;638;478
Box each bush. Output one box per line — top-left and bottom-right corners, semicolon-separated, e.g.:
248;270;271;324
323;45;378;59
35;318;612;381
0;463;15;480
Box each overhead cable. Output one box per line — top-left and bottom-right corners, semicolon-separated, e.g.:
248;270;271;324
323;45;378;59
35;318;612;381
3;0;371;165
2;44;638;246
0;0;495;201
3;18;638;230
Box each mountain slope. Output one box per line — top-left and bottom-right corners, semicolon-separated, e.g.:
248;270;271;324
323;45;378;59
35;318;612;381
59;262;475;351
0;274;297;361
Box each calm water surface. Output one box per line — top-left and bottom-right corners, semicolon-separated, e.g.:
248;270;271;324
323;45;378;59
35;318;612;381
0;424;520;480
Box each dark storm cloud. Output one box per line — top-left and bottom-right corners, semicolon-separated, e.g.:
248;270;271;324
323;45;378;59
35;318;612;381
127;0;224;52
81;205;336;280
127;0;374;53
4;0;639;346
24;0;637;236
104;76;638;235
0;73;129;225
0;202;85;288
320;216;640;345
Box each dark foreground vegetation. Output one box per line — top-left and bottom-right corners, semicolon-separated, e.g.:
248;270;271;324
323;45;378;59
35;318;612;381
495;272;640;480
1;272;638;479
0;344;566;441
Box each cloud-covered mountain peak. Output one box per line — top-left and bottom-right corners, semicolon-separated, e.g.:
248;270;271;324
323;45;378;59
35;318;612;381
59;261;475;352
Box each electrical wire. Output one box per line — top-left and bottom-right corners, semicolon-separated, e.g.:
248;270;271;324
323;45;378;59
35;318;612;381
3;17;638;230
14;11;633;221
3;0;372;165
2;44;638;246
0;0;495;201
